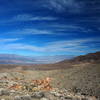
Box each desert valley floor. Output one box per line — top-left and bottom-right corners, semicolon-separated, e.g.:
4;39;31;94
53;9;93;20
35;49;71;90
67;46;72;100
0;52;100;100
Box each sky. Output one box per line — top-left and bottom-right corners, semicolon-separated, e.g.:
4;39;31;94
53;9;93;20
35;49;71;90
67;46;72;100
0;0;100;56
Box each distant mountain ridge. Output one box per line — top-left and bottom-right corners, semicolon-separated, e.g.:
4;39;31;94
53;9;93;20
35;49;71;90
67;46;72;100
59;51;100;64
71;51;100;63
0;51;99;65
0;54;73;64
0;51;100;71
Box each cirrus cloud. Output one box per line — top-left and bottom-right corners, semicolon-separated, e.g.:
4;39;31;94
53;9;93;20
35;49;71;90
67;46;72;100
0;37;100;55
43;0;84;13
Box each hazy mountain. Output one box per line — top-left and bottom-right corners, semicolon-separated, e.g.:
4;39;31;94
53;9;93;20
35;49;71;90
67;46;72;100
0;53;99;98
0;54;74;64
55;51;100;67
70;51;100;63
0;51;100;65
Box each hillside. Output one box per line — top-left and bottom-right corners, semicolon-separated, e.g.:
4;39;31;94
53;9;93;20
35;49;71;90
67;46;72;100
71;51;100;63
0;54;72;64
0;52;100;99
0;51;100;71
59;51;100;64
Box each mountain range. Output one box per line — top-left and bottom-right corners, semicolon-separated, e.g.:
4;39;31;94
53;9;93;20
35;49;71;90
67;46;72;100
60;51;100;64
0;51;100;65
0;52;99;98
0;54;74;64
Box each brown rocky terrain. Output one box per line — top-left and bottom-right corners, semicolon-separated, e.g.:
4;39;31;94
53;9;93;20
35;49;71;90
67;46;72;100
0;52;100;100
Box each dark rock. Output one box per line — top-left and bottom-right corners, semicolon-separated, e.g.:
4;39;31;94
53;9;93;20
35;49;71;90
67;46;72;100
44;92;58;100
0;88;10;96
14;95;32;100
61;96;73;100
31;91;44;98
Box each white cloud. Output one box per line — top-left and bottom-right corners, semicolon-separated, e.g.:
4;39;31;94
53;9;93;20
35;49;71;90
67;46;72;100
7;28;53;35
44;37;100;52
3;43;43;52
1;37;100;54
12;14;57;21
6;24;92;35
0;38;20;42
22;29;52;34
0;14;57;24
46;24;93;33
44;0;84;13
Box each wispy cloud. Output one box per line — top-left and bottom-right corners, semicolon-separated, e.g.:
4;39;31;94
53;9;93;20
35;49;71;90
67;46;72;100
0;38;20;43
3;43;42;52
44;37;100;52
6;24;93;36
1;37;100;55
11;14;57;22
43;0;84;13
7;28;53;35
47;24;93;33
0;14;58;25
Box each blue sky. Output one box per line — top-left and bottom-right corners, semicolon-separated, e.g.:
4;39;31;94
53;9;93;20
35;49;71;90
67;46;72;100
0;0;100;56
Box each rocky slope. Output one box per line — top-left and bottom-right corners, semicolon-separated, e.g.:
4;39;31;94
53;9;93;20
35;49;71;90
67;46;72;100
0;70;99;100
0;52;100;100
69;51;100;63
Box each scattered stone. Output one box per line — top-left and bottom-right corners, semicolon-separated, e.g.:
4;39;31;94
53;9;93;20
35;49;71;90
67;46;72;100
54;92;62;97
21;94;32;100
14;94;32;100
10;89;16;93
44;92;58;100
0;72;98;100
61;96;73;100
85;96;97;100
10;89;17;96
40;97;49;100
31;91;44;98
14;96;22;100
0;88;9;96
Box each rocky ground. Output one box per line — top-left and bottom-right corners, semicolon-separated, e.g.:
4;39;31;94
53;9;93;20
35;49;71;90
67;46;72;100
0;72;99;100
0;63;99;100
